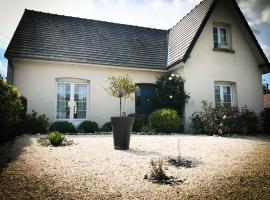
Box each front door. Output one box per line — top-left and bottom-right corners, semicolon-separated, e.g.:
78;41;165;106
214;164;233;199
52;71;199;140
56;82;88;124
135;83;157;115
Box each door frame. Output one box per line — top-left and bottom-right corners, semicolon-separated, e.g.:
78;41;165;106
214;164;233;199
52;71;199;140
54;80;90;124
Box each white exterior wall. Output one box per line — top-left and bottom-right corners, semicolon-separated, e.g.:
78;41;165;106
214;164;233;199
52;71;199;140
180;0;264;131
12;59;162;126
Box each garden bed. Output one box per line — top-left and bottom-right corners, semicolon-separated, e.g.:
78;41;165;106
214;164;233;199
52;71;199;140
0;134;270;199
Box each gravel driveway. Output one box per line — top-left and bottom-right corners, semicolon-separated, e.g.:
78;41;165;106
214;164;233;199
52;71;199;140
0;134;269;200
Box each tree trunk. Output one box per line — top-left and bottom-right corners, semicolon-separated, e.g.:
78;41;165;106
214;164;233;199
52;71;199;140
120;97;122;116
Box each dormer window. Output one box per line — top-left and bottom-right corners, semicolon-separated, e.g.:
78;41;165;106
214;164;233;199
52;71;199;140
213;23;231;49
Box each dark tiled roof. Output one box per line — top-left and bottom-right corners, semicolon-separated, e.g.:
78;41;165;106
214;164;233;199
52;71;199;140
167;0;215;67
5;10;168;70
5;0;269;70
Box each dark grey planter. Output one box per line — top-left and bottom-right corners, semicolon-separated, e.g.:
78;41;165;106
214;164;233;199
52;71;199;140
111;117;135;150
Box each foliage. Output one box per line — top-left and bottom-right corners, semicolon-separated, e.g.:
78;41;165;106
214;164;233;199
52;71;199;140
0;79;23;142
190;101;259;136
149;108;181;133
77;121;98;133
47;131;65;146
263;84;270;94
148;159;168;182
100;122;112;132
128;114;148;132
104;75;138;116
49;121;76;133
261;108;270;133
154;73;189;116
22;110;50;134
19;96;27;119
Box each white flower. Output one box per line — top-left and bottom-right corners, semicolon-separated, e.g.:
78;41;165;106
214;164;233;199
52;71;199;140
168;77;172;80
171;74;175;77
176;74;180;77
223;115;227;119
169;95;173;99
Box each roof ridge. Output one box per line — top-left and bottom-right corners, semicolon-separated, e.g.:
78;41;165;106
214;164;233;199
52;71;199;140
24;9;167;32
169;0;210;31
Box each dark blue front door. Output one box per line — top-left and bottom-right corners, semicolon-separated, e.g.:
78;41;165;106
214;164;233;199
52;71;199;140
135;84;157;115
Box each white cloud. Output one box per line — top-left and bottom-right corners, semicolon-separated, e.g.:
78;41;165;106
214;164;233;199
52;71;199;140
262;7;270;23
0;60;7;77
261;44;270;60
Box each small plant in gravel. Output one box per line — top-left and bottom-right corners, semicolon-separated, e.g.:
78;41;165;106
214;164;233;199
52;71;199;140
48;131;64;146
144;158;183;185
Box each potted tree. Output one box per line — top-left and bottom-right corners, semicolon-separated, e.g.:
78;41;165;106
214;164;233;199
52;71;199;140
104;75;137;150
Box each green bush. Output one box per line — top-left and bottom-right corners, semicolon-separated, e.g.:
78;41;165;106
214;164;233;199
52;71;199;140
128;114;148;132
77;121;98;133
154;74;189;116
48;131;64;146
190;101;259;136
261;108;270;133
149;108;181;133
21;110;49;134
0;80;23;142
49;121;75;133
100;122;112;132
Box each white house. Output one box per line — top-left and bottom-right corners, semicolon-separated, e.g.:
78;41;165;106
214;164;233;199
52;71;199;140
5;0;270;131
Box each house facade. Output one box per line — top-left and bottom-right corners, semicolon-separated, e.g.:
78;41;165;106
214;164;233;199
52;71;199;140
5;0;270;130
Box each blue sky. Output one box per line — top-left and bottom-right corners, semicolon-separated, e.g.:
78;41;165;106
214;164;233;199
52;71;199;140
0;0;269;85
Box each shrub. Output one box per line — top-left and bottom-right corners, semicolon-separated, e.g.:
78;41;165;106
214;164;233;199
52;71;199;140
261;108;270;133
128;114;148;132
49;121;75;133
149;159;168;182
154;73;189;116
240;106;258;134
77;121;98;133
100;122;112;132
190;101;259;136
48;131;64;146
21;110;49;134
149;108;181;133
0;80;23;142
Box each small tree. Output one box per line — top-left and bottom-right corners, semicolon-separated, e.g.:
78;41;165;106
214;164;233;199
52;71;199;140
104;75;137;116
154;73;189;116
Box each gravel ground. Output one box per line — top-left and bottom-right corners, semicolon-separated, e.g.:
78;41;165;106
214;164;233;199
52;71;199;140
0;134;270;200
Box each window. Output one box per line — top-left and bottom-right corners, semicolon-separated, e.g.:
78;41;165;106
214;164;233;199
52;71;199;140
214;83;235;106
55;80;89;123
213;25;231;49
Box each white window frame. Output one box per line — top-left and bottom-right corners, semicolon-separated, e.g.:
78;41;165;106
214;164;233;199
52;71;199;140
54;80;90;124
213;24;231;48
214;83;234;106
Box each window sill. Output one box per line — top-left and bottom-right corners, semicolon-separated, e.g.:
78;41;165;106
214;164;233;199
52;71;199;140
213;48;235;53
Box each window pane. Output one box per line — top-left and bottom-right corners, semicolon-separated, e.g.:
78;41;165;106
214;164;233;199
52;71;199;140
213;27;218;34
76;102;86;110
74;84;87;119
74;111;86;119
214;85;221;105
215;93;221;104
224;94;231;103
220;28;227;44
223;86;231;95
56;83;70;119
